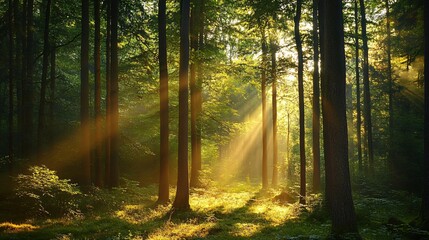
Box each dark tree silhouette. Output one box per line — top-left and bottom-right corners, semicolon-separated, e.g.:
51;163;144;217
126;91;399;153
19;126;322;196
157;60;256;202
110;0;119;187
94;0;103;187
105;0;112;188
173;0;191;210
8;0;14;165
422;0;429;229
158;0;170;204
320;0;359;235
354;0;363;173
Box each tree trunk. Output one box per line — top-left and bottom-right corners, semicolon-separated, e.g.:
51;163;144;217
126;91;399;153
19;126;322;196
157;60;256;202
49;46;55;141
190;1;201;188
295;0;306;205
8;0;15;166
260;25;268;190
158;0;170;204
320;0;359;235
354;0;363;174
173;0;191;210
94;0;103;187
22;0;34;158
14;0;23;157
196;0;204;171
422;0;429;229
80;0;91;185
110;0;119;187
312;0;321;193
271;39;278;187
359;0;374;175
385;0;394;168
105;0;112;188
37;0;52;158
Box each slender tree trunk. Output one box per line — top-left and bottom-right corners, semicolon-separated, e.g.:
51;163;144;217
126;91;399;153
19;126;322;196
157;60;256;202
94;0;102;187
421;0;429;229
8;0;15;166
190;1;201;188
110;0;119;187
196;0;204;171
295;0;306;205
354;0;363;174
260;25;268;190
22;0;34;158
173;0;191;210
80;0;91;185
49;46;55;141
271;39;278;187
312;0;321;193
158;0;170;204
320;0;359;235
105;0;112;188
37;0;52;158
287;112;292;181
359;0;374;175
14;0;23;157
385;0;394;167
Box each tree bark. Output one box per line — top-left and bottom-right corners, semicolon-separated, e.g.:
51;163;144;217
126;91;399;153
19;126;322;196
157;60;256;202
37;0;52;158
295;0;306;205
385;0;394;168
8;0;15;166
320;0;359;235
80;0;91;185
173;0;191;210
105;0;112;188
312;0;321;193
354;0;363;174
49;46;55;141
422;0;429;229
359;0;374;175
158;0;170;204
94;0;103;187
110;0;119;187
271;39;278;187
260;25;268;190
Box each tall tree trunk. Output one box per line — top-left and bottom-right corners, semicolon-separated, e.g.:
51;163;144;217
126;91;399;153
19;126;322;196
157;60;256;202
196;0;204;171
173;0;191;210
354;0;363;174
421;0;429;229
190;1;201;188
385;0;394;167
80;0;91;185
22;0;34;158
105;0;112;188
49;46;55;141
110;0;119;187
94;0;103;187
312;0;321;193
158;0;170;204
14;0;23;157
359;0;374;175
295;0;306;205
8;0;15;166
260;25;268;190
271;39;278;187
320;0;359;235
37;0;52;158
287;112;292;181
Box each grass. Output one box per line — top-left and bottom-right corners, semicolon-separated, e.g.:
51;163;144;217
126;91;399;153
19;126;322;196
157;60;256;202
0;180;425;240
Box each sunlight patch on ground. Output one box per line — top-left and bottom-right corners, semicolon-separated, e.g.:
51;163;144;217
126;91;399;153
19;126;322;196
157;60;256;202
248;199;296;225
230;222;262;237
0;222;38;233
190;187;255;214
147;220;215;240
115;204;170;224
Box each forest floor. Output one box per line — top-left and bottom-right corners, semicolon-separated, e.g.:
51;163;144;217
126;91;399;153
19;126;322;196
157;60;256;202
0;179;428;240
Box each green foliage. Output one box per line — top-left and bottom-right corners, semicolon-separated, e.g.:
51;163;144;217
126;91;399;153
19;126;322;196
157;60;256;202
14;165;81;217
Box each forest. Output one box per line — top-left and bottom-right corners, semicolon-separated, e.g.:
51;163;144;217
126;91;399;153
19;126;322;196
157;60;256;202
0;0;428;239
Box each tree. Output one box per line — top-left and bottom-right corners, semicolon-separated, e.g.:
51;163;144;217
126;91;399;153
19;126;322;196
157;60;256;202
110;0;120;187
320;0;359;235
80;0;91;185
271;37;278;187
311;0;321;192
354;0;363;173
260;24;268;190
49;45;55;141
94;0;103;187
385;0;394;165
37;0;52;157
105;0;112;188
8;0;14;165
158;0;170;204
359;0;374;174
294;0;306;204
173;0;191;210
422;0;429;229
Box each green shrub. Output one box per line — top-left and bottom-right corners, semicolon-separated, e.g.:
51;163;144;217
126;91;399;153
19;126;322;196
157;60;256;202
14;165;81;217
